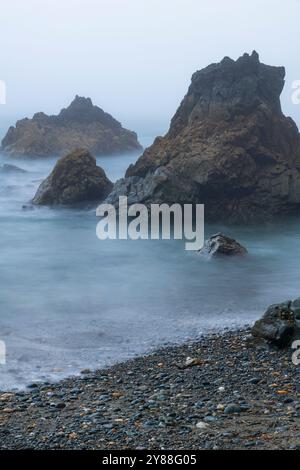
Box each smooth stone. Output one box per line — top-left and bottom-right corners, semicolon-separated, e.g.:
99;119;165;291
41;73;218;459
224;404;244;414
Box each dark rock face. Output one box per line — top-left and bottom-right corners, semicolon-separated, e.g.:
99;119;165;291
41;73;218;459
105;167;173;207
252;301;300;348
291;298;300;320
107;52;300;223
1;96;142;158
32;149;113;206
198;233;247;258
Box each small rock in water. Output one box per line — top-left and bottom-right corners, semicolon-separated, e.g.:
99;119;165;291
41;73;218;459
198;233;248;259
22;204;34;211
0;164;27;174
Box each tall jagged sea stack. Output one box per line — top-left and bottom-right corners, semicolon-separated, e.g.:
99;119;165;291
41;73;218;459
107;52;300;223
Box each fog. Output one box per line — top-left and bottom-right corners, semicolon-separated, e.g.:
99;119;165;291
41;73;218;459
0;0;299;138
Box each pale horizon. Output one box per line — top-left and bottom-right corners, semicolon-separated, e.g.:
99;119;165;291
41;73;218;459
0;0;300;138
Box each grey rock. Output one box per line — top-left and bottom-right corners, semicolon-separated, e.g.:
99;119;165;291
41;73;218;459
224;404;245;414
55;402;66;409
248;377;261;385
198;233;247;258
252;300;300;348
106;51;300;224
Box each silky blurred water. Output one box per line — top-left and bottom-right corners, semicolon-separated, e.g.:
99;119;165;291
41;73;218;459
0;130;300;389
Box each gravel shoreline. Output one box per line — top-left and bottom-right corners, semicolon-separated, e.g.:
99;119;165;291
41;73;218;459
0;327;299;450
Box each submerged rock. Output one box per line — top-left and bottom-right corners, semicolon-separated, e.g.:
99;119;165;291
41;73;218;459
106;51;300;224
32;148;113;206
1;95;142;158
22;204;34;211
198;233;247;258
0;164;27;173
251;301;300;348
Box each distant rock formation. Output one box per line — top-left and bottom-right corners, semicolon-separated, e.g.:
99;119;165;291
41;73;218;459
32;148;113;206
198;233;247;258
1;96;142;158
106;52;300;223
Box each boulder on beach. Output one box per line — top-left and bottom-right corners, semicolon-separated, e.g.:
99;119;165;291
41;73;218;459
291;297;300;320
251;300;300;348
32;148;113;206
106;51;300;224
198;233;247;258
1;95;142;158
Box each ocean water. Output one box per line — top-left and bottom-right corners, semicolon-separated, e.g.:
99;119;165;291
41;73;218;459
1;132;300;390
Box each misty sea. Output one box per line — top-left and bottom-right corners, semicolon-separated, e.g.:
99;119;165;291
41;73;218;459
1;128;300;390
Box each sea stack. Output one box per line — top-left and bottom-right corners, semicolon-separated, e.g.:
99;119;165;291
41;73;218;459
1;96;142;158
106;52;300;224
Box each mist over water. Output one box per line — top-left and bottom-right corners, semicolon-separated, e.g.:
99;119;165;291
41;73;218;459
1;128;300;390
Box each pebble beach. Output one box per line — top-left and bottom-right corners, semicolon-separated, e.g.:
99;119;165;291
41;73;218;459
0;328;299;450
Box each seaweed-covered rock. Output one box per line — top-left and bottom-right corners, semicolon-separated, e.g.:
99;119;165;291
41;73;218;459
32;148;113;206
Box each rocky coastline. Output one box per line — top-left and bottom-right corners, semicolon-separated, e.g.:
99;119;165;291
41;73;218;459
0;327;299;450
1;52;300;451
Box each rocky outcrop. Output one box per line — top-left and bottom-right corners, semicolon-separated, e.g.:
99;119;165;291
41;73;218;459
32;149;113;206
198;233;247;258
106;52;300;223
252;300;300;348
1;96;142;158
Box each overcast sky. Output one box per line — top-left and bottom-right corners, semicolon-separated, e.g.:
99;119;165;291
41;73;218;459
0;0;299;137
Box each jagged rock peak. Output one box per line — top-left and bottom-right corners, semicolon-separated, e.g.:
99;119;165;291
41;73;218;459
56;95;122;128
1;96;142;158
110;52;300;224
169;51;286;136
